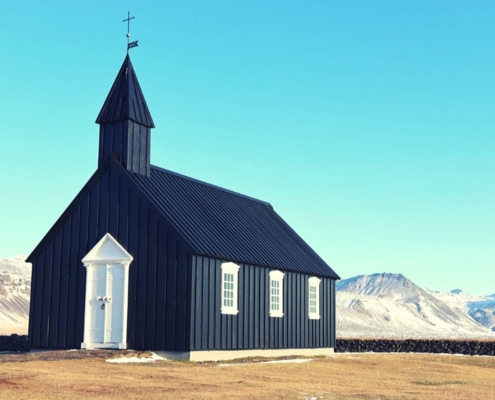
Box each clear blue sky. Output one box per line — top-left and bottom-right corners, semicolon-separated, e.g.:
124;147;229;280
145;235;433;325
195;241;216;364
1;1;494;295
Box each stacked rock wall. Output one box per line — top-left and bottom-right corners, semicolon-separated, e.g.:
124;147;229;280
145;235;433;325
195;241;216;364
336;339;495;356
1;336;495;356
0;335;29;352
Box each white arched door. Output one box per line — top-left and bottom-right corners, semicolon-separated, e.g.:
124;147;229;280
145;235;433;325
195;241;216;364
81;234;133;349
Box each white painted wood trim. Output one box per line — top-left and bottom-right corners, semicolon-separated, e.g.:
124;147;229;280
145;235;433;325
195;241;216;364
121;262;130;349
82;233;133;264
308;277;321;320
269;270;285;279
104;263;110;343
82;263;93;345
269;270;284;318
221;262;240;315
81;342;125;349
81;234;132;350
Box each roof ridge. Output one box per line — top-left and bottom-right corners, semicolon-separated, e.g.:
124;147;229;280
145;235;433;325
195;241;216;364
150;165;273;208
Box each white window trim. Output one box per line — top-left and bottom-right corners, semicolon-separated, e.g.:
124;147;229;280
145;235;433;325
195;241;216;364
221;262;240;315
308;277;321;320
269;270;284;318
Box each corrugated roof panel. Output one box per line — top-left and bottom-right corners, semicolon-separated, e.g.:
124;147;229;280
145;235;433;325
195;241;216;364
128;166;340;279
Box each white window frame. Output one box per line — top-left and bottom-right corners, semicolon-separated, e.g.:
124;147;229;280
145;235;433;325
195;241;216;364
308;277;321;320
221;262;240;315
269;270;284;318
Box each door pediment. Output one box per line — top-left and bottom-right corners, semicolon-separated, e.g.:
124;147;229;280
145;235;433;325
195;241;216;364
82;233;133;265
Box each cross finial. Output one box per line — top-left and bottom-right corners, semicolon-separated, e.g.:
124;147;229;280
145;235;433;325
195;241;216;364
123;12;139;54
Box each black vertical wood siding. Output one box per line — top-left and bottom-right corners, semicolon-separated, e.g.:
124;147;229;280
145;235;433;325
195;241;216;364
28;160;193;350
189;256;336;350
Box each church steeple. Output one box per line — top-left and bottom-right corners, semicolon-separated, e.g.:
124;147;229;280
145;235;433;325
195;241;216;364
96;55;154;176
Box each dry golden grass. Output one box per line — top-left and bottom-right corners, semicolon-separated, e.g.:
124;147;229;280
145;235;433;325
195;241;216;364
0;351;494;399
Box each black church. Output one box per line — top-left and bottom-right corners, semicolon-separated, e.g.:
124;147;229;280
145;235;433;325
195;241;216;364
26;54;340;361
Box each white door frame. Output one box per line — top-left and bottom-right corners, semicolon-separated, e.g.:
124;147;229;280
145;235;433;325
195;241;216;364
81;233;133;350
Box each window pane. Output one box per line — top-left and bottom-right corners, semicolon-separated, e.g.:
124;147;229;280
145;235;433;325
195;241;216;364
270;277;284;316
309;282;319;316
223;271;236;310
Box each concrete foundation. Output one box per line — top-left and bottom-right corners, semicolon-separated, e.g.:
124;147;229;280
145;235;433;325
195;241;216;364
155;347;335;362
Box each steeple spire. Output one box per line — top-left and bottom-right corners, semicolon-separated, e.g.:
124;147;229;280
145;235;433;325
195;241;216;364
96;55;154;176
96;55;154;127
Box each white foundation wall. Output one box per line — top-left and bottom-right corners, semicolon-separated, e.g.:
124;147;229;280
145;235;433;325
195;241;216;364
156;347;334;362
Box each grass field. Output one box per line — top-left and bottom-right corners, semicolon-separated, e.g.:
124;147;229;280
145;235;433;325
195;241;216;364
0;351;494;399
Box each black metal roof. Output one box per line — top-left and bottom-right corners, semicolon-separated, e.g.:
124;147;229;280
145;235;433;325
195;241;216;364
128;166;340;279
96;55;155;128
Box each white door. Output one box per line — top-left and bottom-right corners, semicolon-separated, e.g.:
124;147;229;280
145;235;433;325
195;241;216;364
85;264;125;347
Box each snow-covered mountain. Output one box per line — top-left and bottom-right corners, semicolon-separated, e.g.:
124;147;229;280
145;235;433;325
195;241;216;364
0;255;31;335
337;273;495;339
468;297;495;332
425;288;495;333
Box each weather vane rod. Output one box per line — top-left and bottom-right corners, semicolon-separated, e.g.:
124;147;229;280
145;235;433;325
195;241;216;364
123;11;139;54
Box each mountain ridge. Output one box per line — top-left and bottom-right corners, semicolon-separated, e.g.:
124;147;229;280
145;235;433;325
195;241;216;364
337;272;495;338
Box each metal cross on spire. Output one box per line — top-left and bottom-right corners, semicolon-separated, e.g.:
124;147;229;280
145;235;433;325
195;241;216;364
123;11;139;53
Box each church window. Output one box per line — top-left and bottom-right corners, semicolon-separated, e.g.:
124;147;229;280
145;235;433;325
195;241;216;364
221;262;240;315
308;277;321;319
269;270;284;317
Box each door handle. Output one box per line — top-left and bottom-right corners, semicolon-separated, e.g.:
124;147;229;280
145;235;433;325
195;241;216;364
97;296;103;301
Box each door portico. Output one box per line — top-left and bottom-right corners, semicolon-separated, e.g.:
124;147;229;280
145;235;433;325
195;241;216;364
81;233;132;349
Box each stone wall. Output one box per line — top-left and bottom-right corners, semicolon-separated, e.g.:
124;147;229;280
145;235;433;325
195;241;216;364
336;339;495;356
2;336;495;356
0;335;29;352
